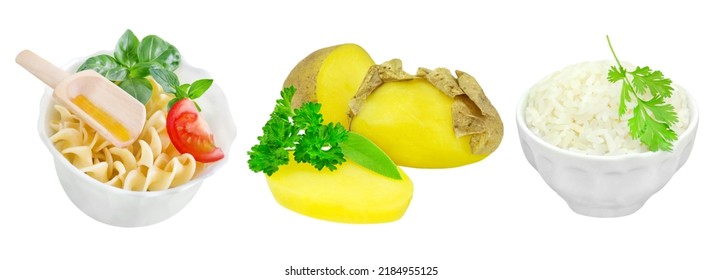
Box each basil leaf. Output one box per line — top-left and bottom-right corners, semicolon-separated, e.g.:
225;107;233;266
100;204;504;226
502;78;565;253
105;67;129;81
154;45;181;71
114;29;139;67
77;55;127;81
193;100;202;112
119;78;152;104
167;97;182;110
149;68;179;94
137;35;171;63
188;79;213;99
339;132;402;180
129;61;160;78
178;84;190;95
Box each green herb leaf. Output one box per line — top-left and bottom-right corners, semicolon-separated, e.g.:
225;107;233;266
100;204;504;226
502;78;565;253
167;97;182;110
76;29;206;108
149;68;179;94
340;132;402;180
293;121;348;171
261;116;299;149
248;115;298;175
291;102;323;130
188;79;213;99
119;77;152;104
631;103;677;152
248;86;401;179
178;84;190;95
138;35;171;63
128;61;160;78
644;95;679;125
105;67;129;81
607;66;626;83
114;29;139;67
77;54;127;81
272;86;295;119
629;66;674;98
618;80;633;116
154;45;181;71
248;139;291;176
606;35;679;152
248;86;345;175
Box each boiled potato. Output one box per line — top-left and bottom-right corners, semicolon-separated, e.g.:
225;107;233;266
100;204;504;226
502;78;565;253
350;78;487;167
348;62;503;168
283;45;503;168
266;155;413;224
283;44;374;127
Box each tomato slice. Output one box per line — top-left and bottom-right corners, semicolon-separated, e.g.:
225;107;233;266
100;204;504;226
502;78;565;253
166;98;224;163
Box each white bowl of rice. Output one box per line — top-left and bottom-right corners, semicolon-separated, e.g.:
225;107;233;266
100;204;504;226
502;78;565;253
517;61;698;217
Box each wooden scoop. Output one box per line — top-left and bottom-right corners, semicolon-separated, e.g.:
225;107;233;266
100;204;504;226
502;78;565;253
17;50;146;148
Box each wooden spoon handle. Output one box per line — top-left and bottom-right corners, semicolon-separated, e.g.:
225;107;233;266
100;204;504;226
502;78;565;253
16;50;71;89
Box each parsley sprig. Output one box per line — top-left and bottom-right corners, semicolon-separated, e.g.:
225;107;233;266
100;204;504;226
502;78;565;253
606;35;679;152
248;86;402;180
248;86;347;175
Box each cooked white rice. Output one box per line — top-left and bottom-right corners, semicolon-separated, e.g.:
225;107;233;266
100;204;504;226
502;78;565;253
525;60;689;155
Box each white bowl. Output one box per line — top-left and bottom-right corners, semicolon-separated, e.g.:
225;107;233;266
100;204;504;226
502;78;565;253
37;54;237;227
516;86;699;217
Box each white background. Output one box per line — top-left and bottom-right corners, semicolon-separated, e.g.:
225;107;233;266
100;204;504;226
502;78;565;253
1;0;720;279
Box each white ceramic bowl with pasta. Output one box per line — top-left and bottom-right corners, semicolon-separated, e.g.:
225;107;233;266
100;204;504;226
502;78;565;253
38;54;236;227
516;88;698;217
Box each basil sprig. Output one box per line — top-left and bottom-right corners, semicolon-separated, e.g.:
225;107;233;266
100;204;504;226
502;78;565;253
150;68;213;111
77;29;180;105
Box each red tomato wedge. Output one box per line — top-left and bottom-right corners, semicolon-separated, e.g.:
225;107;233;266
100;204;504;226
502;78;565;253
167;98;224;163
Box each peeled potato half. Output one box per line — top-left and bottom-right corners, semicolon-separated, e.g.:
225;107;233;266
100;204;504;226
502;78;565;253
348;61;504;168
266;155;413;224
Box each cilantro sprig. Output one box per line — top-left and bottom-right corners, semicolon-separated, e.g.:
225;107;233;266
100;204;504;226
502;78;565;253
248;86;402;180
606;35;679;152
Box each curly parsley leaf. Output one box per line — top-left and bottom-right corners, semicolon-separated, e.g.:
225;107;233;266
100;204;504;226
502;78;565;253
272;86;295;119
247;142;290;176
294;122;348;171
248;86;347;175
606;35;678;152
248;86;401;179
292;102;324;130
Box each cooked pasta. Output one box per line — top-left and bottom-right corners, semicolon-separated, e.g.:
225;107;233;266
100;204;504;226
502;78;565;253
49;80;204;191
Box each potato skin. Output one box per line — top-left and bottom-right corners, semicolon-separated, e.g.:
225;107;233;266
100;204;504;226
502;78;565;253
283;45;337;109
266;156;413;224
283;44;375;126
